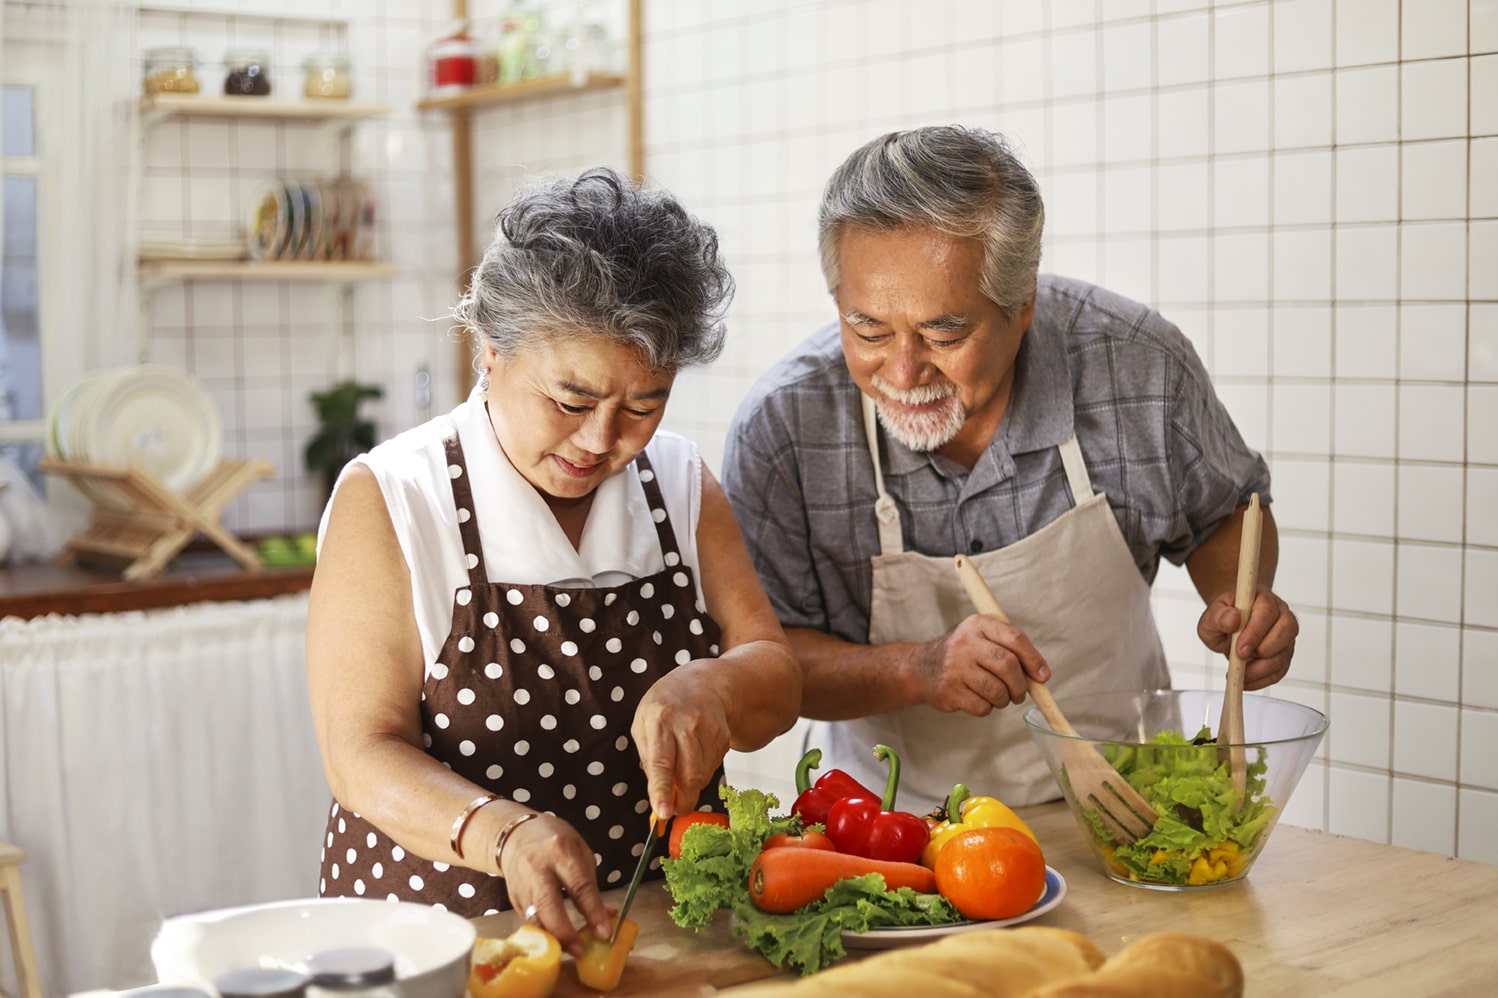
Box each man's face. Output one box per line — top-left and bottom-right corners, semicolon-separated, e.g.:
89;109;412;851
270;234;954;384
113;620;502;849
834;226;1034;461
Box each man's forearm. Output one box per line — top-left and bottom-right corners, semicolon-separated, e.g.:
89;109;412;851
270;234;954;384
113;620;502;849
786;626;925;720
1186;503;1282;603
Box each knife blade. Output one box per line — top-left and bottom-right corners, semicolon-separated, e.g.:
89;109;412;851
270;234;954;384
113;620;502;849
612;810;668;942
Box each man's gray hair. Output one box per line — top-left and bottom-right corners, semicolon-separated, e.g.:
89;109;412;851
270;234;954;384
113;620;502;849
454;167;732;371
817;125;1045;319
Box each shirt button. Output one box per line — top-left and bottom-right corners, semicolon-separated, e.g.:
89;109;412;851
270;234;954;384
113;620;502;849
969;539;983;554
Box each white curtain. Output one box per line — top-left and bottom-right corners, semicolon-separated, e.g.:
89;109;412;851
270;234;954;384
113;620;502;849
55;0;141;369
0;595;332;996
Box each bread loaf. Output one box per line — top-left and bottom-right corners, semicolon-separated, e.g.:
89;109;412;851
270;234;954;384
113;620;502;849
1096;931;1244;997
726;926;1242;998
723;926;1102;997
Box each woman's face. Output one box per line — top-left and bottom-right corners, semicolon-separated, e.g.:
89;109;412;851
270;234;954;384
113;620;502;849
483;334;675;502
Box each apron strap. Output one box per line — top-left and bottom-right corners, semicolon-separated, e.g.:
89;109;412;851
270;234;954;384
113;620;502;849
632;451;684;564
443;419;488;587
1058;435;1094;503
860;393;905;557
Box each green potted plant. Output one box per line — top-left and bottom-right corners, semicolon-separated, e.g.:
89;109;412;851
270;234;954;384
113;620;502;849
305;380;383;501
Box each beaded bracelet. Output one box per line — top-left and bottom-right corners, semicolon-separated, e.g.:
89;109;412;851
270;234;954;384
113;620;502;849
449;792;500;860
493;811;539;877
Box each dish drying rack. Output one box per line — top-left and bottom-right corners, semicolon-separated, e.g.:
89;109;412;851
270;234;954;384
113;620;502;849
38;457;273;581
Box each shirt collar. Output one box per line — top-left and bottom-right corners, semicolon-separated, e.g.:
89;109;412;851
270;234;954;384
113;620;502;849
454;390;658;584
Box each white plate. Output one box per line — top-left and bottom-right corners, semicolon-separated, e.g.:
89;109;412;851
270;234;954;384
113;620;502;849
840;866;1067;950
70;366;222;493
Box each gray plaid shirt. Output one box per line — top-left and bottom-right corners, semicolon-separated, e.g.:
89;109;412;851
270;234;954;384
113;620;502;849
721;274;1271;644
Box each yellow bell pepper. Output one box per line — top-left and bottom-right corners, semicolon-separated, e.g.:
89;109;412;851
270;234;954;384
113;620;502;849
467;924;562;998
921;784;1039;868
574;916;639;992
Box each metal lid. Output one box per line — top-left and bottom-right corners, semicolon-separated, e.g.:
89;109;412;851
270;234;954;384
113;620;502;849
304;947;397;988
212;967;310;998
144;46;197;64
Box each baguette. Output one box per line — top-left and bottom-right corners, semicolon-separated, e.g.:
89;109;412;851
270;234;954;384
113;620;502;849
723;926;1102;997
723;926;1243;998
1021;931;1244;998
1092;932;1244;998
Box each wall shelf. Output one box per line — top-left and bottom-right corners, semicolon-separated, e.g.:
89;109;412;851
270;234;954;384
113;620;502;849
138;94;393;127
415;71;626;113
138;259;398;288
424;0;643;401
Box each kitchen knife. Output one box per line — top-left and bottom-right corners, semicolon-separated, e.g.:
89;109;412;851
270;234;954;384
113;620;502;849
612;810;668;943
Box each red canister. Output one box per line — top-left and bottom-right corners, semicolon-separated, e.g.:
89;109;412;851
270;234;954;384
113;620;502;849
428;32;480;95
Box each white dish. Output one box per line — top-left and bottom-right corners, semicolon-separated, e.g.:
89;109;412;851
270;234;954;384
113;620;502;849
840;866;1067;950
69;365;221;493
152;897;475;998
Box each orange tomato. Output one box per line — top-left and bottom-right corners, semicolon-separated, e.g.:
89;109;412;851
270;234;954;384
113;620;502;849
933;826;1047;921
667;811;731;858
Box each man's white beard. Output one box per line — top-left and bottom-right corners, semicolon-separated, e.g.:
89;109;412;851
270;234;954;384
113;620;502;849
871;376;965;452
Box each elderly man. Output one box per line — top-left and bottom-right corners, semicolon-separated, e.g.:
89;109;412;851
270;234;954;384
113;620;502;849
722;125;1297;814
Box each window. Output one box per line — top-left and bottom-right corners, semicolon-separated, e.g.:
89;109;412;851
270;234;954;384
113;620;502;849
1;83;45;491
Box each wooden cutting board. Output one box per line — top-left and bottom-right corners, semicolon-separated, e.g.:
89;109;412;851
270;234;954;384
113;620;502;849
470;882;787;996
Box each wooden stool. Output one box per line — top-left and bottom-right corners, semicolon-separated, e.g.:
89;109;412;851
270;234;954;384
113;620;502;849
0;841;41;998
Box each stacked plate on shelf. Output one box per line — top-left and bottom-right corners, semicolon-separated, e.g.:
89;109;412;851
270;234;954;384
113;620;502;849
47;365;223;497
244;177;375;262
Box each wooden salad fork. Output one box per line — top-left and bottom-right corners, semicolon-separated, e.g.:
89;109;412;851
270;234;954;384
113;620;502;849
954;555;1158;844
1219;493;1264;805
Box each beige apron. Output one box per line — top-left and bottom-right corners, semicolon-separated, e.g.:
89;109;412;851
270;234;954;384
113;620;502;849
806;395;1169;815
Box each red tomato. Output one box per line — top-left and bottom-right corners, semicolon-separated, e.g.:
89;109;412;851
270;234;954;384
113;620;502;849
667;811;730;858
762;830;836;852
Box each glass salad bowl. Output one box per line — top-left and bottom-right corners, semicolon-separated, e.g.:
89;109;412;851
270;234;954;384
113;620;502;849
1024;689;1327;891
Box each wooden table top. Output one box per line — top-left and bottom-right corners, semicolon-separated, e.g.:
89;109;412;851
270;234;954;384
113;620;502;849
473;801;1498;997
0;551;312;619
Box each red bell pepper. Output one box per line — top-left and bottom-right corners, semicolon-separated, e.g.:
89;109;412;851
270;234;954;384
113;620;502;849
790;748;878;827
824;744;930;865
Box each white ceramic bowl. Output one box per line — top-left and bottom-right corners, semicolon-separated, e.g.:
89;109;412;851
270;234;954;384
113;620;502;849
150;897;475;998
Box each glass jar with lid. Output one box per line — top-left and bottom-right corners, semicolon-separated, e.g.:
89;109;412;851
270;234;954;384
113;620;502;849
303;52;352;99
143;46;201;95
223;48;273;96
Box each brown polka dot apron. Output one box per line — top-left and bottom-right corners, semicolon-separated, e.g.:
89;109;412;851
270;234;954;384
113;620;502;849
319;429;724;915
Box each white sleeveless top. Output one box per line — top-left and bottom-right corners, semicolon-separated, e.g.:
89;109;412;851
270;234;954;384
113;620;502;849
319;392;707;675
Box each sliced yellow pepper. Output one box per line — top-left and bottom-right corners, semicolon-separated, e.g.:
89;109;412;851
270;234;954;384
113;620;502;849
921;784;1039;868
467;924;561;998
575;916;639;993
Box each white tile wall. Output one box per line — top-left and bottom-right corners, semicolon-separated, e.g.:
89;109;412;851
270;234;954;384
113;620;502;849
57;0;1498;863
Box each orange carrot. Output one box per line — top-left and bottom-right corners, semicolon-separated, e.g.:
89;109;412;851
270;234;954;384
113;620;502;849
748;847;937;913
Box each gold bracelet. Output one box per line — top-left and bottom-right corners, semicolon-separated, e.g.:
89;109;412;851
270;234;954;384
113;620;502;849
449;793;500;860
493;811;539;877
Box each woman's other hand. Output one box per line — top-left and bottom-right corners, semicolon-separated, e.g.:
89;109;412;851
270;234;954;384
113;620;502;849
496;812;615;958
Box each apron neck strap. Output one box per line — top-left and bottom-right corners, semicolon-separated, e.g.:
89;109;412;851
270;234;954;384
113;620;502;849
632;450;684;564
1057;435;1094;502
861;393;906;557
443;420;488;587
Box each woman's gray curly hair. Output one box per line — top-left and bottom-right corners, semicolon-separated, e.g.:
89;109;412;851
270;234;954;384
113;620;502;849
817;125;1045;320
454;167;733;371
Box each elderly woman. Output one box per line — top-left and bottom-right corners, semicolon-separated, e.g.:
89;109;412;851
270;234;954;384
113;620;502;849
306;167;801;955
